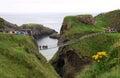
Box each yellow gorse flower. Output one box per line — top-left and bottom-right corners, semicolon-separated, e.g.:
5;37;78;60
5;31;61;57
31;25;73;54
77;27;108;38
92;51;108;63
94;55;99;60
97;51;107;56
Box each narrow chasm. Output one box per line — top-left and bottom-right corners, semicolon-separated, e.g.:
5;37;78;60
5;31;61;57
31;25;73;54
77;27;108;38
52;46;92;78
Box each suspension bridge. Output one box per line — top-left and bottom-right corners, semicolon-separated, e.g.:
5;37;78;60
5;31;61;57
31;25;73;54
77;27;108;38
39;32;105;50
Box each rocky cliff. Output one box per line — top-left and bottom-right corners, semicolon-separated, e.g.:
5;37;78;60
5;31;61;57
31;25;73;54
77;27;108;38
51;10;120;78
20;24;57;39
52;15;93;78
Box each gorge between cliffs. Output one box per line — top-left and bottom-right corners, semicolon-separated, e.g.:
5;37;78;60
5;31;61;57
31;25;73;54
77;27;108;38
0;10;120;78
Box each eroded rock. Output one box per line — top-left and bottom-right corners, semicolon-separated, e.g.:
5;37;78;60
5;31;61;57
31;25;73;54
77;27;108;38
52;46;92;78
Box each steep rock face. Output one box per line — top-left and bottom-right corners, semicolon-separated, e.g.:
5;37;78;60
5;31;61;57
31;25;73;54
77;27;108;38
20;24;56;39
52;46;91;78
76;15;96;25
52;17;92;78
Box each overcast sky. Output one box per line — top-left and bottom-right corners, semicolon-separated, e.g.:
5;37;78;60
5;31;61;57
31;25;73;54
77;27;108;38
0;0;120;13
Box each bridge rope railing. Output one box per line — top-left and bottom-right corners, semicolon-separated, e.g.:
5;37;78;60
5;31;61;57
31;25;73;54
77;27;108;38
39;32;105;50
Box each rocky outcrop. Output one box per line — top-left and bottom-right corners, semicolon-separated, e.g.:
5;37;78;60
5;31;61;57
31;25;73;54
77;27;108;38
76;15;97;25
49;32;60;39
20;24;57;39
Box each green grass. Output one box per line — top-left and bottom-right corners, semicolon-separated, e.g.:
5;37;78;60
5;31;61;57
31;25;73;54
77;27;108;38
70;33;120;56
0;34;59;78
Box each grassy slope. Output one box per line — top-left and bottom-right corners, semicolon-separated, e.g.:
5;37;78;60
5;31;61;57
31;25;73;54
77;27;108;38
59;10;120;78
0;34;59;78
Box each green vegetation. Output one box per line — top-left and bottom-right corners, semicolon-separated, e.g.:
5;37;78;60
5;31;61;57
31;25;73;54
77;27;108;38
0;18;4;29
97;10;120;32
0;34;59;78
75;34;120;78
56;10;120;78
22;23;43;27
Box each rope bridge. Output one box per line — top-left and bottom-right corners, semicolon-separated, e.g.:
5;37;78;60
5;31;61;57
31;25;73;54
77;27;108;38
39;32;104;50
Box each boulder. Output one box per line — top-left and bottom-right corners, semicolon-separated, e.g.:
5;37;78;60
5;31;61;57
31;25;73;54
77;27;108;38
76;15;97;25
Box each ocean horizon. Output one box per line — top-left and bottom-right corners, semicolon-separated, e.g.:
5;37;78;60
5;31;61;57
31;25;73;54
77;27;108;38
0;12;99;32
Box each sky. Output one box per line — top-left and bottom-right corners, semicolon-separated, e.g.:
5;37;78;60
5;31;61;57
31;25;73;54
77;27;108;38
0;0;120;14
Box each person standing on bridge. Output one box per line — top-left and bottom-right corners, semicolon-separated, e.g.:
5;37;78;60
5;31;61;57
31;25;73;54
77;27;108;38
42;45;45;49
39;45;41;50
45;45;48;49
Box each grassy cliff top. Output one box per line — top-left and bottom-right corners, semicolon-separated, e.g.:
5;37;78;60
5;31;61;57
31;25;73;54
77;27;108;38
0;34;59;78
62;14;107;38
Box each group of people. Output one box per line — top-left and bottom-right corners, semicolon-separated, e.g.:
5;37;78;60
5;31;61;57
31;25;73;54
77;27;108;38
105;27;117;33
39;45;48;50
